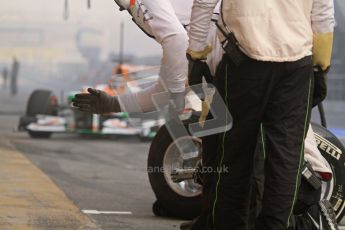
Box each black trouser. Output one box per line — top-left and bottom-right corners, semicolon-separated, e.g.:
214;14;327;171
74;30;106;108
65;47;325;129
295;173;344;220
250;138;322;230
192;55;314;230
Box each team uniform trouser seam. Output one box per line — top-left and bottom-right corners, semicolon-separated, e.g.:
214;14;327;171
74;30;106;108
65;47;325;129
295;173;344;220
212;63;229;230
286;76;313;228
260;124;266;159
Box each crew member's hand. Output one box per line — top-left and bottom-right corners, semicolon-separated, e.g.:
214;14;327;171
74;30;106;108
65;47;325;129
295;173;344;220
170;92;185;114
187;56;213;86
72;88;121;114
312;66;328;107
187;45;213;86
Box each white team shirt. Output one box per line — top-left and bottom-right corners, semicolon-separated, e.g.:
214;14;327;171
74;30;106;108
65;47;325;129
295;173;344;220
188;0;334;62
118;0;223;113
118;0;190;112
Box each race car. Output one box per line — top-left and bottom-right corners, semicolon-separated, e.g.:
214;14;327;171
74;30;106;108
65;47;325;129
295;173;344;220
18;65;165;140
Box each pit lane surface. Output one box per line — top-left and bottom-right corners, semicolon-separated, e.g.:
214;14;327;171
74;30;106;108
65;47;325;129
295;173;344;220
0;92;183;230
1;92;345;229
0;114;183;230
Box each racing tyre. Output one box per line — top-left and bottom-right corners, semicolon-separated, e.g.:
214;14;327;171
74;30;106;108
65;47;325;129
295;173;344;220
148;122;345;222
26;89;57;117
148;124;202;220
152;200;171;217
28;131;52;139
24;89;57;139
311;123;345;222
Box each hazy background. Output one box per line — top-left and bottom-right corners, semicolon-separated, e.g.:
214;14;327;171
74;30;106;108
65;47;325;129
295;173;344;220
0;0;161;93
0;0;344;134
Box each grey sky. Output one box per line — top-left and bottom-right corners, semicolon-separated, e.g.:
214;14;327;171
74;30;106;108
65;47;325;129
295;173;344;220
0;0;161;62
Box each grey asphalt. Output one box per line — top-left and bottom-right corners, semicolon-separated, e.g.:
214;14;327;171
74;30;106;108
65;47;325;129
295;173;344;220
0;92;183;230
1;91;345;229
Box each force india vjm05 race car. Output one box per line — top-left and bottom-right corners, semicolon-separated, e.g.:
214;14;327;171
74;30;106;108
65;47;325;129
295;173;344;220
18;70;165;140
18;88;163;140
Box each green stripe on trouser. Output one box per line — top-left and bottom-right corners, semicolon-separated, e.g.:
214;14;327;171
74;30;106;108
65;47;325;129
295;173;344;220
210;67;313;229
286;76;313;228
260;124;266;159
212;64;229;229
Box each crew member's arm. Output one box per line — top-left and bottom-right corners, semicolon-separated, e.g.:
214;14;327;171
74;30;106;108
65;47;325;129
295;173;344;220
187;0;220;60
120;0;189;113
72;83;165;114
311;0;335;71
75;0;188;114
311;0;335;106
118;81;165;113
143;0;188;94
